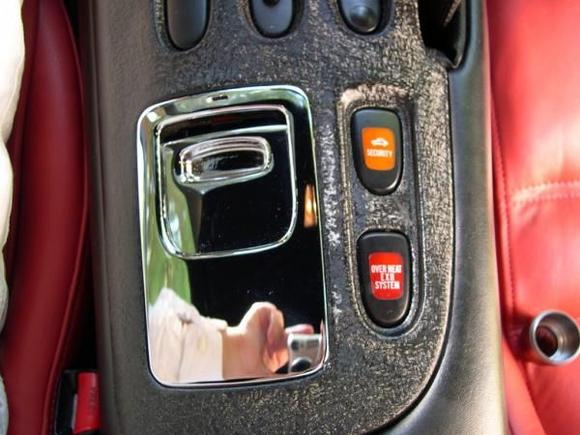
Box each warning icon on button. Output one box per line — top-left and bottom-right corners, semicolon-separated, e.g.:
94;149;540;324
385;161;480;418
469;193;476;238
370;137;389;147
362;127;396;171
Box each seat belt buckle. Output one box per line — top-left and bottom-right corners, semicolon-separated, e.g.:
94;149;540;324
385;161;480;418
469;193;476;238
55;370;100;435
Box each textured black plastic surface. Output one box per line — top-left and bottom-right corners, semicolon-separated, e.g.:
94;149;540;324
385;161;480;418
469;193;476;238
81;0;502;432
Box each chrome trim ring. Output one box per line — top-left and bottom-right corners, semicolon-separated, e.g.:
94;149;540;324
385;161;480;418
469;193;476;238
528;310;580;365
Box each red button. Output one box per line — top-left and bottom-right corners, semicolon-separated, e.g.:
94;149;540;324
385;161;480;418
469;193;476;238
368;252;404;300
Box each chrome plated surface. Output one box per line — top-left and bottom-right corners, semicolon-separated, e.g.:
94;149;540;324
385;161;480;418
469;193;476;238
528;310;580;365
157;103;297;259
177;136;273;189
137;86;328;387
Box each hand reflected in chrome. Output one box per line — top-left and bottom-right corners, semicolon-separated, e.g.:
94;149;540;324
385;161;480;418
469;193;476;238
222;302;314;380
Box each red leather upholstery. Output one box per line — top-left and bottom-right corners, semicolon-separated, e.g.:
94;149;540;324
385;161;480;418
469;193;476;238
0;0;88;433
489;0;580;433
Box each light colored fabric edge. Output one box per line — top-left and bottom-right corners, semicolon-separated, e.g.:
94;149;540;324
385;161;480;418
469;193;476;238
0;0;26;433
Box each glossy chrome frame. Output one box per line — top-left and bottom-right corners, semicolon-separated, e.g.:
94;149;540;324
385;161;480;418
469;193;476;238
137;86;329;387
177;136;273;187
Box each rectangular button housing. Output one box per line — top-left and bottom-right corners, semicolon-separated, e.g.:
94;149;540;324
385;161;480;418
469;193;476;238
358;232;411;327
351;109;403;194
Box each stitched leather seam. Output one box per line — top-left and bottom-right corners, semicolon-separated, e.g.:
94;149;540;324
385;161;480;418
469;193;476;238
513;180;580;195
492;94;546;434
513;193;580;204
491;98;517;334
513;181;580;204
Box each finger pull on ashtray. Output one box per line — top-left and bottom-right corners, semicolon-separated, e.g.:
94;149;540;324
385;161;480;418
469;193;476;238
177;136;273;188
528;310;580;366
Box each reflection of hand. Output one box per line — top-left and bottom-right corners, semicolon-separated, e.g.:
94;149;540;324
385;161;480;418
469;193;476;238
222;302;314;380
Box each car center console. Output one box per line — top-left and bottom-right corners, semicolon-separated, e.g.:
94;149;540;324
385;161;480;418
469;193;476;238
82;0;506;432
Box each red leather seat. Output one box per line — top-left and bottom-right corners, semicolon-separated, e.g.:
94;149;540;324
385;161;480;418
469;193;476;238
489;0;580;433
0;0;88;433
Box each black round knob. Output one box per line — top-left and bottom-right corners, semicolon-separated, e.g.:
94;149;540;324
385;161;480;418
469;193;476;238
348;5;379;33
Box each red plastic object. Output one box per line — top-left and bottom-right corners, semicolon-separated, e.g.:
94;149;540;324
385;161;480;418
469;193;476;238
74;373;100;435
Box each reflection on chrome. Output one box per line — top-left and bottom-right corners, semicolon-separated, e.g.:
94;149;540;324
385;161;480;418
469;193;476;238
303;183;318;229
149;288;324;383
288;332;324;373
177;136;273;189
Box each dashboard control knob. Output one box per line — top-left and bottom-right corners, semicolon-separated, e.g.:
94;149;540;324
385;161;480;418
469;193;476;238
339;0;382;34
251;0;294;37
166;0;208;50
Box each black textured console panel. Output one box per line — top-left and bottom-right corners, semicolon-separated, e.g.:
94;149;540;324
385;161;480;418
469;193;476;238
81;0;502;433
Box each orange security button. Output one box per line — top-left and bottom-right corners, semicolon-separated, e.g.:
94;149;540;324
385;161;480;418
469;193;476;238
352;109;402;195
362;127;396;171
368;252;404;300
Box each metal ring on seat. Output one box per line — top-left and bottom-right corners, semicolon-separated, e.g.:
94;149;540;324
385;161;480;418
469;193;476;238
528;310;580;365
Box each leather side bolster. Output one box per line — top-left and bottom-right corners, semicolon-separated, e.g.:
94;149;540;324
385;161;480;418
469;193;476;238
489;0;580;433
0;0;88;433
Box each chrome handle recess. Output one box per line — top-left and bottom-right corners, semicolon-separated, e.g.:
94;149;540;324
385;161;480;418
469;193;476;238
177;136;273;189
